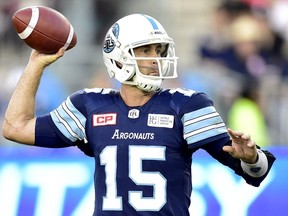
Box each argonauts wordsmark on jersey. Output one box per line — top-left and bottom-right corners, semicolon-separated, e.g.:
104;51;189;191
111;129;155;140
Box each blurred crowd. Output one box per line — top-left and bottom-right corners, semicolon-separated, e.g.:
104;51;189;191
1;0;288;148
196;0;288;147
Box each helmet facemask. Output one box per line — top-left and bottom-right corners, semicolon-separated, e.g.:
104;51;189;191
129;42;178;92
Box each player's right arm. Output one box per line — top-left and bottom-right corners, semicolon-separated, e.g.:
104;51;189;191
2;48;65;145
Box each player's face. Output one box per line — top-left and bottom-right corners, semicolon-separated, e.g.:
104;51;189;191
133;43;165;76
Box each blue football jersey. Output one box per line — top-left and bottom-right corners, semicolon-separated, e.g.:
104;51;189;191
46;87;230;216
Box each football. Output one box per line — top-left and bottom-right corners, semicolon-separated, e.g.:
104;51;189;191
12;6;77;54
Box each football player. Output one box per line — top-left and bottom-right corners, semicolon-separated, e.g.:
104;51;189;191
2;14;275;216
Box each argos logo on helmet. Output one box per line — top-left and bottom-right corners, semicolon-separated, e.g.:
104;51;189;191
103;23;120;53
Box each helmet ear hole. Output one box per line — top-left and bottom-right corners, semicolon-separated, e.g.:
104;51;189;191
115;61;123;69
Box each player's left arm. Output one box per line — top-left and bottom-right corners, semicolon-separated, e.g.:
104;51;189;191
177;90;275;186
202;133;276;187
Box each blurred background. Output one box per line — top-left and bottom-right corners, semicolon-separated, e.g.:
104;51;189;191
0;0;287;216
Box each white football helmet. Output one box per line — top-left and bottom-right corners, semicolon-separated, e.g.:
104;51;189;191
103;14;178;92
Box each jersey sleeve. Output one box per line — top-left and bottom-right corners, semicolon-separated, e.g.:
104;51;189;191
35;90;88;148
180;92;230;149
35;114;75;148
49;91;87;143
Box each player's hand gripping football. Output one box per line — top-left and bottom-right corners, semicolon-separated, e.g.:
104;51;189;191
223;128;258;164
29;47;66;68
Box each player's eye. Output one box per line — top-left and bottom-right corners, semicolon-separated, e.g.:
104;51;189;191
156;48;162;55
141;47;150;54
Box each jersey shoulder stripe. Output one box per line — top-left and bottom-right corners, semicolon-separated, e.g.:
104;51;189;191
50;97;87;143
182;105;227;147
162;88;228;148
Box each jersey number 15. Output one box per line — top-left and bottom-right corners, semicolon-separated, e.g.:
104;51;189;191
100;145;167;211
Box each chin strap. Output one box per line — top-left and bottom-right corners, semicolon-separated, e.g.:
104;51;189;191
133;74;162;92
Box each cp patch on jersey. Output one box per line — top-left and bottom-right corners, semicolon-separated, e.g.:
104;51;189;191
93;113;117;126
147;114;174;128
